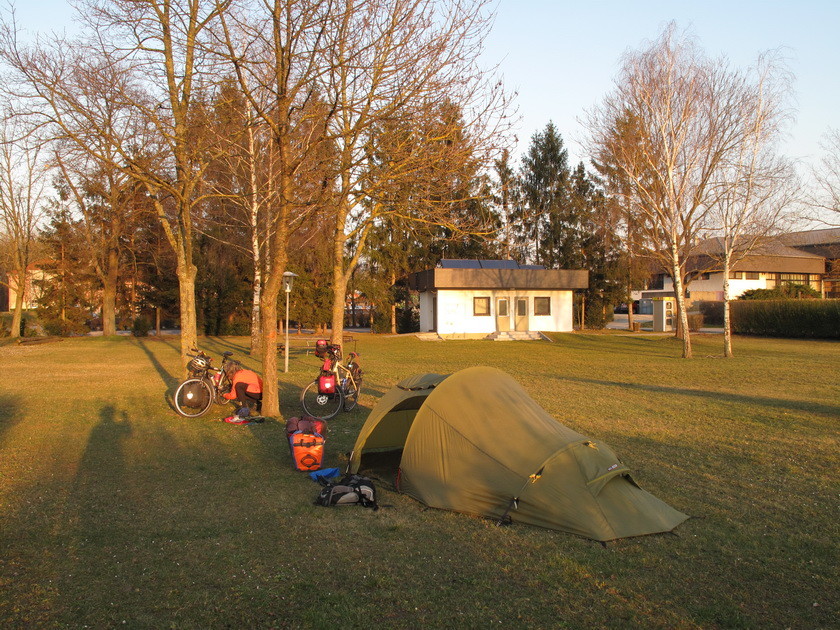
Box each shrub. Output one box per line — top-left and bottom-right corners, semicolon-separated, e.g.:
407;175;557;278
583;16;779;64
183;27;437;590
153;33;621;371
730;299;840;338
43;318;89;337
739;284;821;300
695;301;724;326
686;312;704;332
583;299;614;330
132;316;152;337
218;317;251;336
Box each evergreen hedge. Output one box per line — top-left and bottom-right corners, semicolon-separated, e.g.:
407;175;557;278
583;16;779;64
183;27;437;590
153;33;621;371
730;299;840;338
694;300;724;325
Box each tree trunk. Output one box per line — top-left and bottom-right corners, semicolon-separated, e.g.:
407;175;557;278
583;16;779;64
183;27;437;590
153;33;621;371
390;271;397;334
330;209;348;345
671;258;692;359
177;257;198;365
10;267;25;338
250;266;263;358
330;269;346;346
259;291;280;417
101;246;119;336
248;119;263;359
723;256;733;358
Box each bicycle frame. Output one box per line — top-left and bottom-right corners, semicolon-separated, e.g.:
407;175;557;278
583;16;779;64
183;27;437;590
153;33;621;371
300;345;362;419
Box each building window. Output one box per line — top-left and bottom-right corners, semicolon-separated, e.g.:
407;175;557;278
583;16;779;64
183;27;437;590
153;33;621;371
473;297;491;316
745;272;759;280
496;298;509;317
534;297;551;316
780;273;808;284
516;298;528;317
729;271;742;280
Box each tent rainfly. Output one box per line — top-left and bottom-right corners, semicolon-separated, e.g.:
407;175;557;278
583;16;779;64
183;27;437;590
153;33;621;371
348;367;688;541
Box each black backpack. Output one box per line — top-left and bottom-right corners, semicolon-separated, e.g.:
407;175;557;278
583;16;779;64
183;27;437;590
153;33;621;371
314;474;378;510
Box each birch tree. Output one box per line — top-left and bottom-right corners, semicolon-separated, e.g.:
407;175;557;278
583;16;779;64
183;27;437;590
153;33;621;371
587;24;788;358
704;53;797;357
812;128;840;219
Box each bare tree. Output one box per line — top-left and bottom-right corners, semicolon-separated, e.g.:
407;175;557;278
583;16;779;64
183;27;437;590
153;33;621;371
202;80;279;357
812;128;840;220
319;0;511;344
215;0;334;416
0;0;233;364
703;54;797;357
0;117;47;338
587;25;792;358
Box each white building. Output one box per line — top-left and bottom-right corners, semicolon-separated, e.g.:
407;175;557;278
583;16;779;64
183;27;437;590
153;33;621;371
640;236;829;305
408;260;588;338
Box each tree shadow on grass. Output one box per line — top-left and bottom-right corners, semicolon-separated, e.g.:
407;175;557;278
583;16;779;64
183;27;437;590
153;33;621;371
134;338;180;391
0;394;21;446
134;338;196;415
555;375;840;419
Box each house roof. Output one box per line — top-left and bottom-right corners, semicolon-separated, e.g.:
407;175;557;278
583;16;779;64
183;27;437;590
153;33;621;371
686;236;826;274
438;259;546;270
778;227;840;247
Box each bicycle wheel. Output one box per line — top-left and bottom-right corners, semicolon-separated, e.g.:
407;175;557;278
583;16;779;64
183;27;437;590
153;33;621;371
300;380;344;420
343;373;362;411
174;378;214;417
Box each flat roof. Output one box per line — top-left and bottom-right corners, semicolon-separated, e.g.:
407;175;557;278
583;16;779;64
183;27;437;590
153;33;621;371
409;267;589;291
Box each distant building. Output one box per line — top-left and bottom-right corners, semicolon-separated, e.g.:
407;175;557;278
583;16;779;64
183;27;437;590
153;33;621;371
408;259;588;338
639;228;840;304
4;263;50;311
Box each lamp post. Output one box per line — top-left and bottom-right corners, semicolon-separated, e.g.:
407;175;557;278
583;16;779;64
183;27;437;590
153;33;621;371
282;271;297;373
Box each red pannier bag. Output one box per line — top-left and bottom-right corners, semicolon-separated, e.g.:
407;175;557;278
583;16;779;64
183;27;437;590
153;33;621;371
318;373;337;395
285;416;327;438
290;430;325;472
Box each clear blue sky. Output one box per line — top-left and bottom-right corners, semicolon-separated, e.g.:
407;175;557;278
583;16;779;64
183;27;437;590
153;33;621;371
12;0;840;168
485;0;840;167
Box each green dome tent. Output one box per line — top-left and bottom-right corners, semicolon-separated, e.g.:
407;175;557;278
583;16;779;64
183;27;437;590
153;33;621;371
348;366;688;542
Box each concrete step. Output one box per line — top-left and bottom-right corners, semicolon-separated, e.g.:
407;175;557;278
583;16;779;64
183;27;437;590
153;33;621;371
486;331;545;341
415;332;445;341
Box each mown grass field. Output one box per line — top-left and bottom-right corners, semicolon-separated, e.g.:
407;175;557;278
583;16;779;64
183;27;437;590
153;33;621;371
0;332;837;629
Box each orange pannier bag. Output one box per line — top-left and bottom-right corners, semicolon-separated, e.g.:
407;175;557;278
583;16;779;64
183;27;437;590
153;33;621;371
290;431;325;471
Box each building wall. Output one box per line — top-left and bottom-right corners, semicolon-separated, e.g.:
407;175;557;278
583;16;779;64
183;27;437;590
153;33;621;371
657;270;824;302
419;292;435;332
7;269;49;310
662;272;772;300
425;289;574;334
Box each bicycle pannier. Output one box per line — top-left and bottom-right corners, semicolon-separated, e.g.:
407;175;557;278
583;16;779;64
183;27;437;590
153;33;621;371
181;381;210;409
318;373;337;395
290;430;325;471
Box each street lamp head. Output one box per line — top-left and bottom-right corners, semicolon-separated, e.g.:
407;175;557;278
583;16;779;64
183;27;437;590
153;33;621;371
282;271;298;293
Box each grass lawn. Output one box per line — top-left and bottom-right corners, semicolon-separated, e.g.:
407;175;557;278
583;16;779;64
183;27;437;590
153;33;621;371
0;332;837;629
